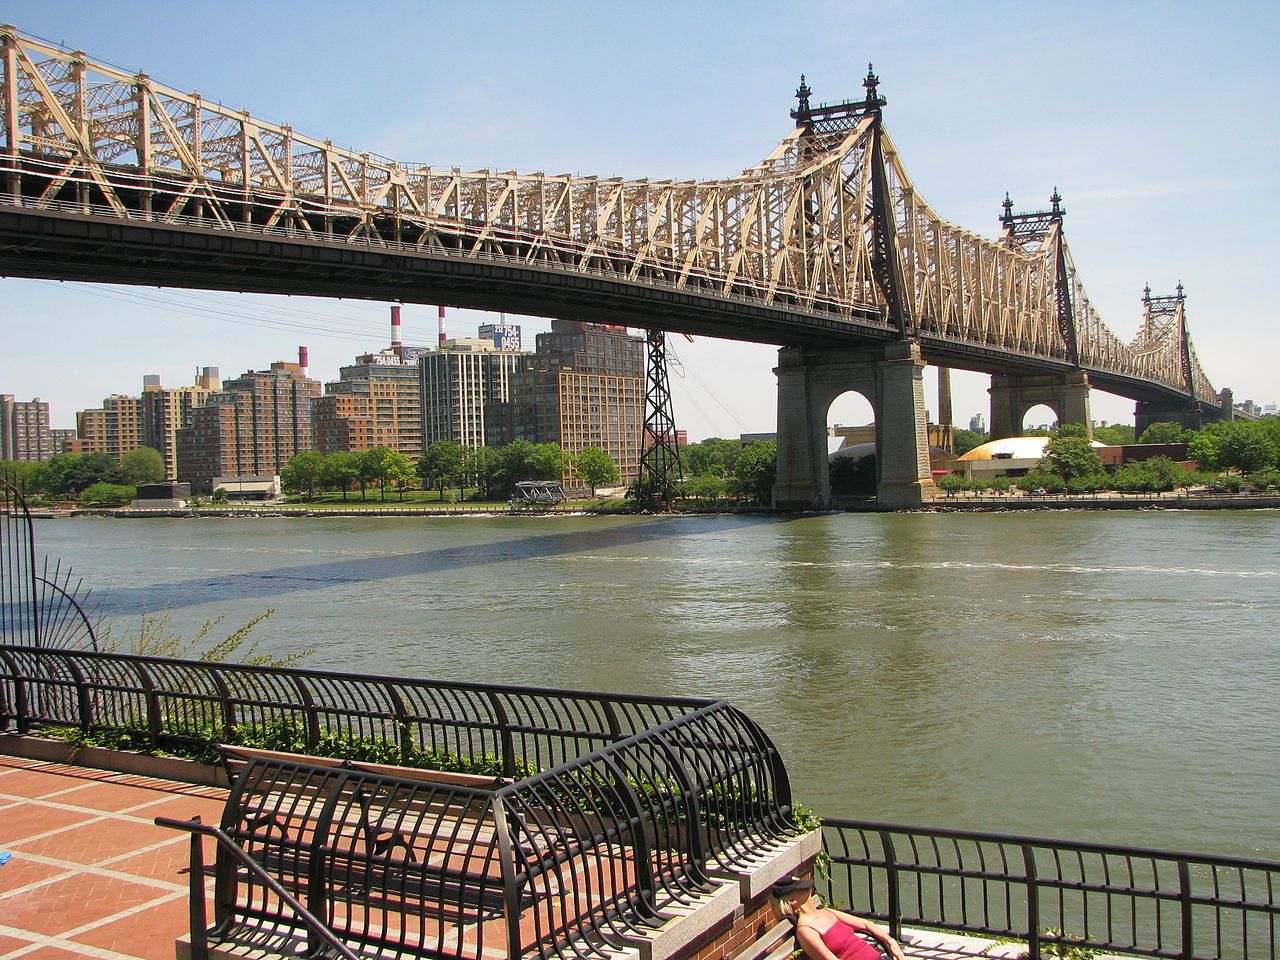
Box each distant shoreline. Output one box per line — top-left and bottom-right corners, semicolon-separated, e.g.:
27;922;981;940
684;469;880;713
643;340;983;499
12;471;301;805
42;493;1280;519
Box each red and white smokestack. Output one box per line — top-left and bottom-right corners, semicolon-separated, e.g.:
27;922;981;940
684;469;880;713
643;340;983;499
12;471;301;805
298;345;310;379
438;305;447;346
390;305;403;351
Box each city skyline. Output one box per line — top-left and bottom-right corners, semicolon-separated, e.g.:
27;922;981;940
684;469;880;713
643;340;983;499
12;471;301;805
1;1;1277;439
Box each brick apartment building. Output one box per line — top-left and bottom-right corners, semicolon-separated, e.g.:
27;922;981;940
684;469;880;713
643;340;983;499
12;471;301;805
0;395;51;462
492;320;645;488
177;361;320;492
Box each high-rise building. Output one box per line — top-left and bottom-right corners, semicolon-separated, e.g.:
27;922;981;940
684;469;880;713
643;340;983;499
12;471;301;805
177;359;320;492
420;339;530;449
72;394;143;461
141;368;220;479
968;413;986;434
495;320;645;488
0;395;51;462
314;348;423;456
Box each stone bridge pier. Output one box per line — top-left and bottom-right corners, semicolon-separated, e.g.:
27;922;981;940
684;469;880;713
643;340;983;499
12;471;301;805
773;342;936;510
988;371;1092;439
1134;399;1204;438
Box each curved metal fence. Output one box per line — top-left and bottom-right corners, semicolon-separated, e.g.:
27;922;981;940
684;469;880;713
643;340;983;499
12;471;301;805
0;474;99;650
0;644;797;959
821;818;1279;960
0;645;715;776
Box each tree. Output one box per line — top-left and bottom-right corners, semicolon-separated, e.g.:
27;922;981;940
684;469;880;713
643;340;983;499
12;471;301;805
1186;430;1221;470
351;449;386;501
679;473;727;500
385;452;417;501
359;447;406;501
684;437;744;478
321;451;359;501
1092;424;1136;446
42;453;120;495
952;428;988;456
494;441;534;498
733;440;777;505
0;460;46;494
1042;429;1104;482
417;441;467;499
574;446;619;497
528;443;567;481
281;450;327;500
463;446;499;501
1218;422;1279;473
1138;422;1186;444
79;482;136;506
118;447;166;485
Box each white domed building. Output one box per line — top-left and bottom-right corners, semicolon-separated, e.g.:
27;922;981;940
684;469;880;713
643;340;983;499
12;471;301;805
954;436;1105;481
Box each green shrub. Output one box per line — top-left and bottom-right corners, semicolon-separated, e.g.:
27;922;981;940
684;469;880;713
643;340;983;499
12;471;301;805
79;482;136;506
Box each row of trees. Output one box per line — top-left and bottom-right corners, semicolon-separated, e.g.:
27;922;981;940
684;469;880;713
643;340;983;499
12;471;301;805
1013;421;1280;494
670;439;777;504
2;448;165;501
281;441;623;502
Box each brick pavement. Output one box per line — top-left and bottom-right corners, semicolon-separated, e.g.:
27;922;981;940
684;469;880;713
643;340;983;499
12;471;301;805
0;756;225;960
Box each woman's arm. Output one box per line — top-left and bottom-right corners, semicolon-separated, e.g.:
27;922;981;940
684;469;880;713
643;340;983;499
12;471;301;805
828;911;905;960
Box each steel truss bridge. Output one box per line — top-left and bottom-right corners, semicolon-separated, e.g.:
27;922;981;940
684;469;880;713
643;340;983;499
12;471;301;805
0;27;1228;415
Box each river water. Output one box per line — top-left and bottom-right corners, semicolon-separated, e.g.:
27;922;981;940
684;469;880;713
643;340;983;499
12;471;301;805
32;510;1280;859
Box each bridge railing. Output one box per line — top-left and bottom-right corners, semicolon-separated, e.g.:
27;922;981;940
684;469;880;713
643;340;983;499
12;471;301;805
821;818;1279;960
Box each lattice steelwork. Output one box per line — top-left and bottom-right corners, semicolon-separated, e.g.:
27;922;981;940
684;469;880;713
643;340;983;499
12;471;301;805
0;28;1219;404
639;330;682;507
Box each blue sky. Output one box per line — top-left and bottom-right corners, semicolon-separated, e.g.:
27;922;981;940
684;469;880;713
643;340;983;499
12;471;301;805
1;1;1276;437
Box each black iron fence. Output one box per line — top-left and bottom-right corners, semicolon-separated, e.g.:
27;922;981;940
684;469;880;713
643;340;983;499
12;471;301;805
0;474;99;650
0;644;797;959
0;644;729;777
821;818;1279;960
152;707;792;960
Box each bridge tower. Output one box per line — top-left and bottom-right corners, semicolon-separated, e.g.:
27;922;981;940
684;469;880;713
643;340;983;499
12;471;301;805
1132;284;1210;436
773;68;937;510
988;191;1092;438
638;330;682;508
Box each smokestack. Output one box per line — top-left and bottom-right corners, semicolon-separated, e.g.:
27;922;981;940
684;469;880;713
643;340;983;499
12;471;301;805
438;305;447;346
391;304;403;352
298;345;310;379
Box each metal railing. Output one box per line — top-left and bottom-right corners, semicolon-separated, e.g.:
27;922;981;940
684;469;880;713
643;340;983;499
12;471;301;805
821;818;1279;960
155;815;361;960
0;475;99;650
0;645;794;958
152;706;791;960
0;644;722;777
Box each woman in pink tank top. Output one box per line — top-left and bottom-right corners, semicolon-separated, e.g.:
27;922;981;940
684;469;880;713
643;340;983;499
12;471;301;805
771;877;905;960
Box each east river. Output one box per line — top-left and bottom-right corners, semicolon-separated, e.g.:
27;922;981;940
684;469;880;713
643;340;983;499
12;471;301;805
34;510;1280;859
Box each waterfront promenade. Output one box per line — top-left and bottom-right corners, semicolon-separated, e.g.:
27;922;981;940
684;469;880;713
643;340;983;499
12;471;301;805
0;755;1108;960
0;755;223;960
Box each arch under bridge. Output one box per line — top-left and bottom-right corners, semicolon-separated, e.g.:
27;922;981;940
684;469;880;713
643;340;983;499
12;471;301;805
0;28;1236;506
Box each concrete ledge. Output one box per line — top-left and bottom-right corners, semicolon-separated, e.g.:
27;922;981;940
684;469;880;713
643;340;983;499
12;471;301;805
707;829;823;900
0;733;228;787
621;880;741;960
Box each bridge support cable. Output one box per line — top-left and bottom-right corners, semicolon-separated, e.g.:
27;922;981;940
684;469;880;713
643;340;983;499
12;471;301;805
638;330;682;510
